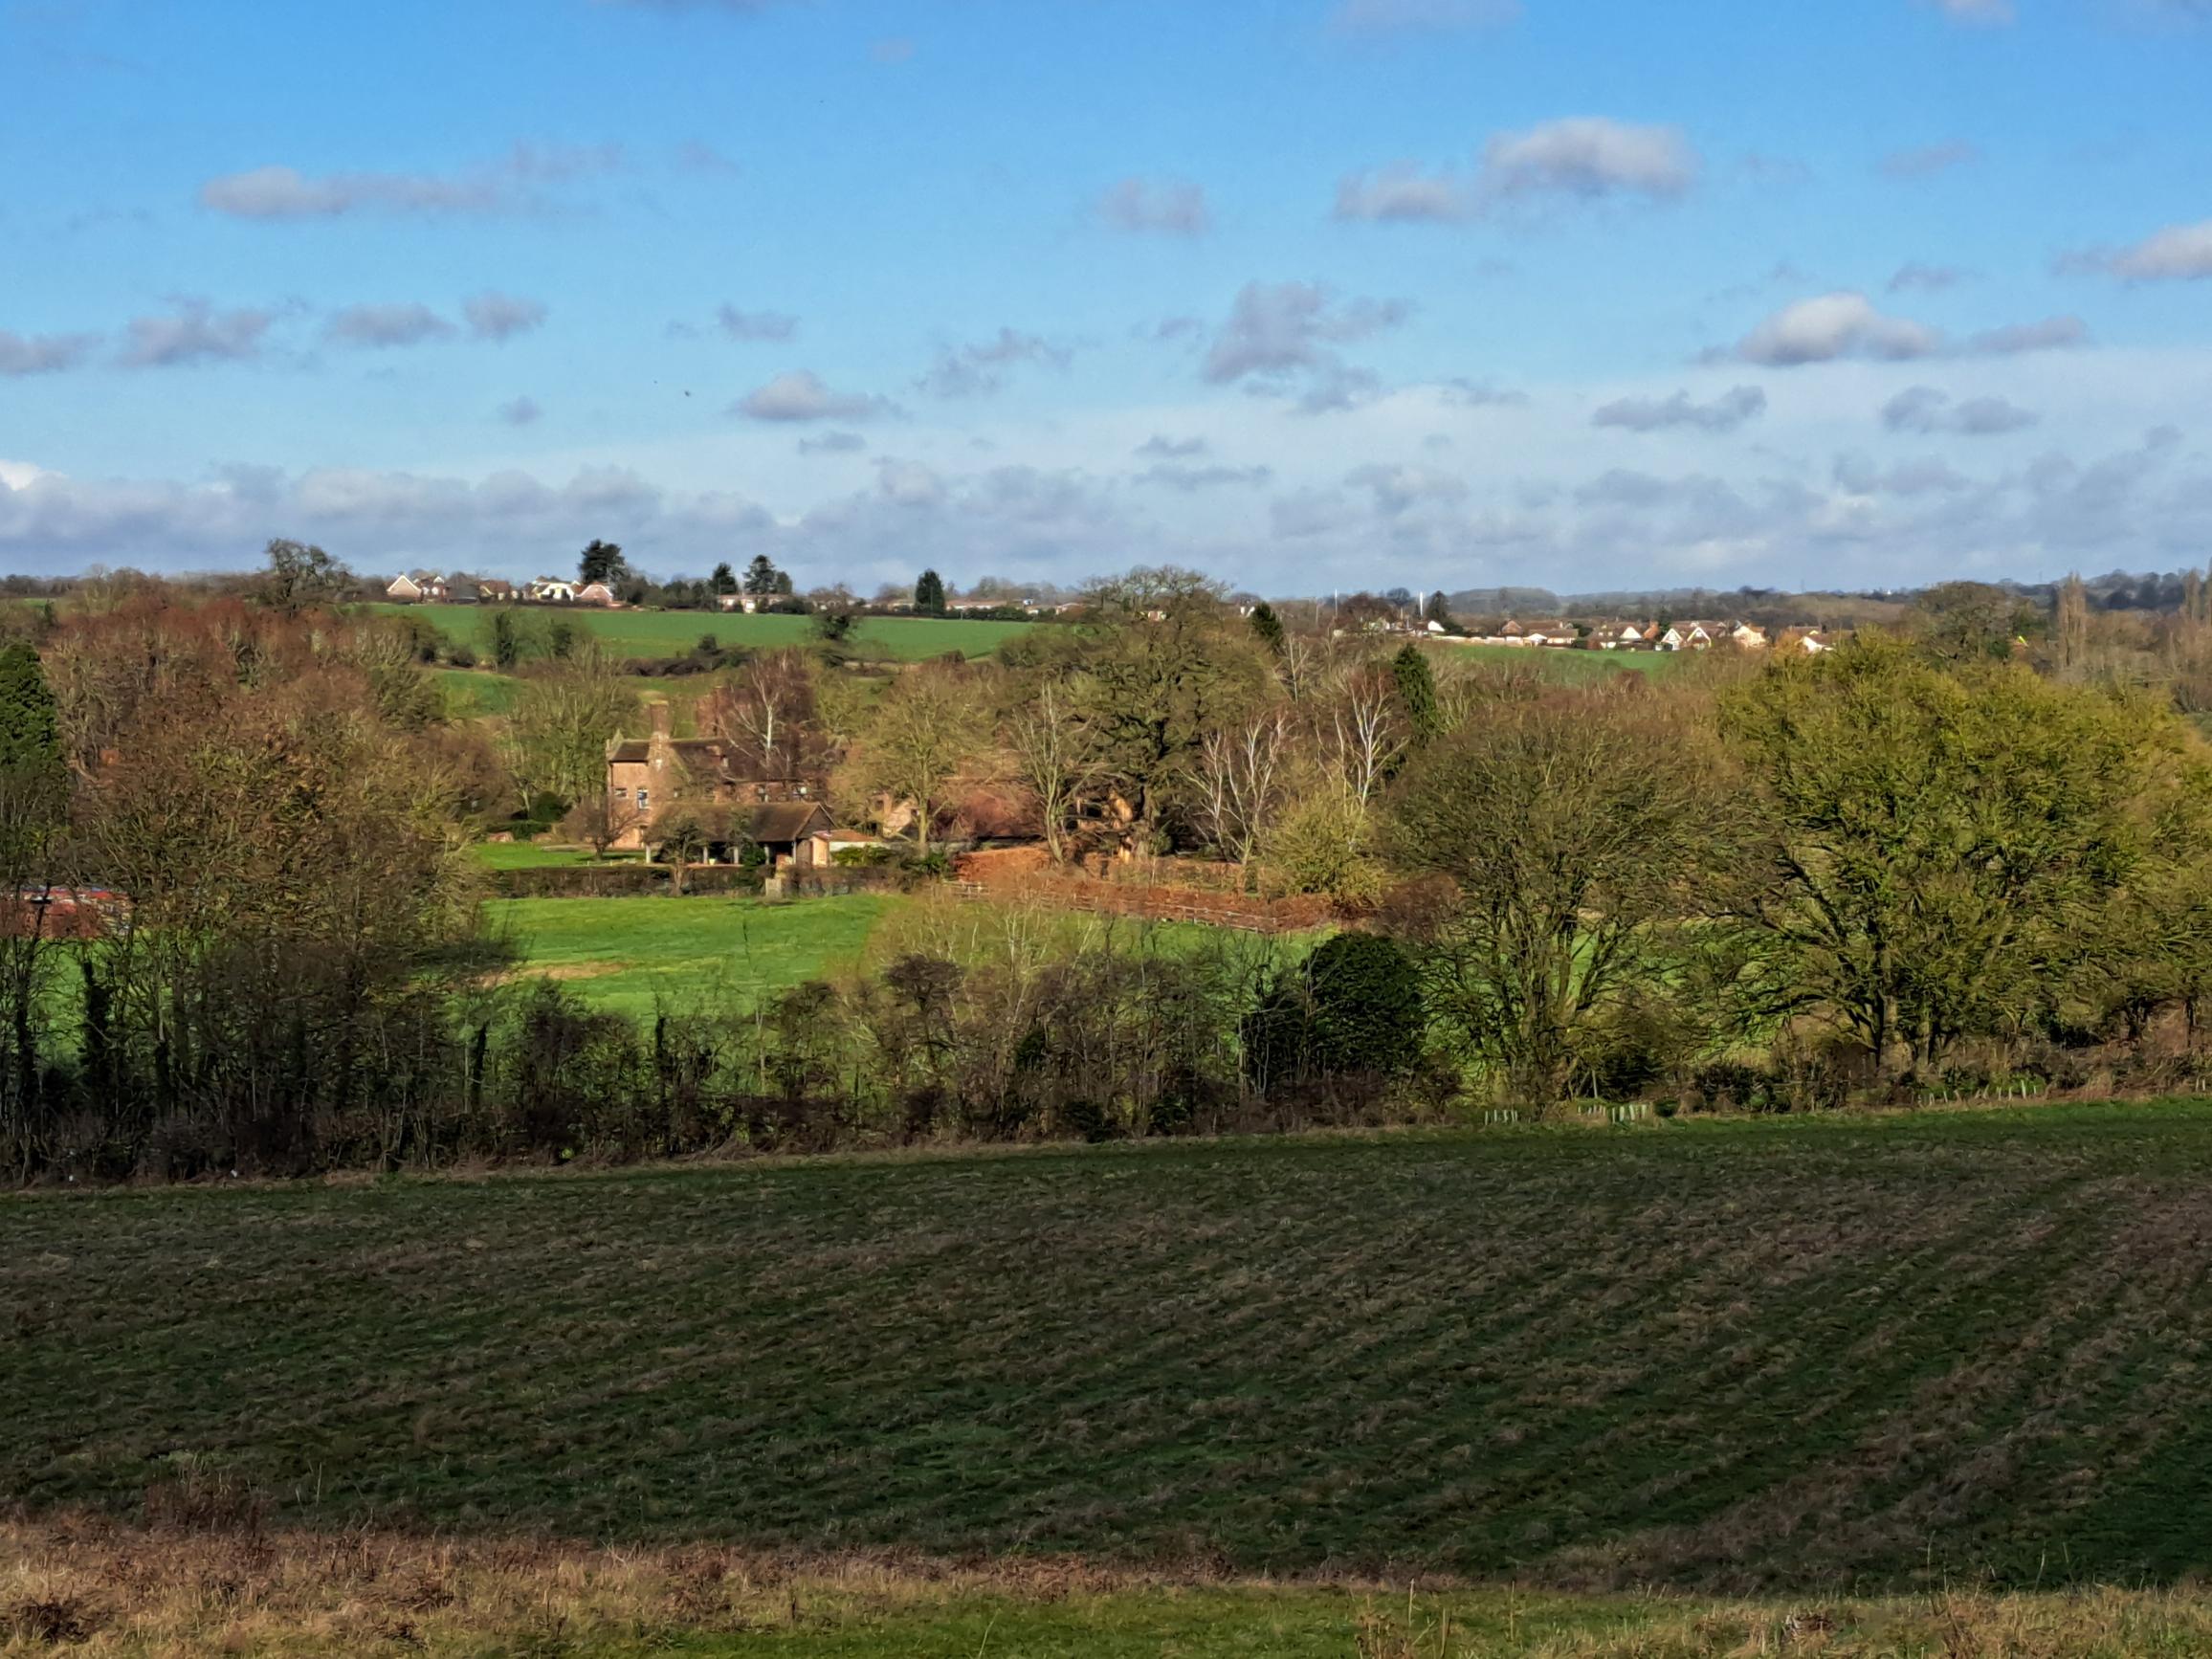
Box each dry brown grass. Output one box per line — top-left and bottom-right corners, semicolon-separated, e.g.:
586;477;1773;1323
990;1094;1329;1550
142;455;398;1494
8;1515;2212;1657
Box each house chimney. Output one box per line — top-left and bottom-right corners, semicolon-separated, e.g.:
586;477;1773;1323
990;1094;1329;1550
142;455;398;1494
650;699;672;740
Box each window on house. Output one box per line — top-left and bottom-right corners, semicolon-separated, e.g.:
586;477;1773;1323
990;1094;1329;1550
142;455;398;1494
635;788;649;809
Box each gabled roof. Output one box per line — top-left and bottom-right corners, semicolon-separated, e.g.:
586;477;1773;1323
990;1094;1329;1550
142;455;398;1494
745;801;833;844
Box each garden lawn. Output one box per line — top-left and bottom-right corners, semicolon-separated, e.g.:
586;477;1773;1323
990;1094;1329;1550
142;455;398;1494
467;840;607;871
488;893;889;1015
378;603;1034;662
11;1101;2212;1594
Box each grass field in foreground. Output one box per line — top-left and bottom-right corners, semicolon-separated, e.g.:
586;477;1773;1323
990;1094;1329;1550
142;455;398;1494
10;1101;2212;1597
11;1523;2212;1658
379;602;1034;662
485;893;890;1014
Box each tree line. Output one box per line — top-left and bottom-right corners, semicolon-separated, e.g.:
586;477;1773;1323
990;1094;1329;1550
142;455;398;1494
3;562;2211;1180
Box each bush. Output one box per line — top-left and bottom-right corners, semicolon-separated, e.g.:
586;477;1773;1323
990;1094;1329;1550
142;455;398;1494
1244;933;1423;1091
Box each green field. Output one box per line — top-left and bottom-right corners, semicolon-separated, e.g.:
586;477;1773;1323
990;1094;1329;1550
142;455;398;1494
11;1100;2212;1605
486;893;890;1015
433;665;520;716
380;602;1035;662
1427;640;1692;682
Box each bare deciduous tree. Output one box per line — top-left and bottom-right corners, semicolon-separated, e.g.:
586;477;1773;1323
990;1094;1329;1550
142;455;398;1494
854;663;981;853
1006;680;1100;864
705;649;818;778
1325;663;1405;806
1191;707;1294;883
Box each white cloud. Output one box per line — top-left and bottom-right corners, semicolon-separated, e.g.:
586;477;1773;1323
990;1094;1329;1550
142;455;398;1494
1967;315;2087;356
1479;118;1698;202
1097;177;1211;236
1593;385;1767;433
117;299;276;367
1338;119;1696;225
197;144;620;220
916;329;1071;398
1202;280;1412;408
0;329;100;376
326;302;453;350
1333;164;1475;224
733;370;891;422
2078;219;2212;281
465;292;548;342
1881;387;2040;435
1734;293;1942;365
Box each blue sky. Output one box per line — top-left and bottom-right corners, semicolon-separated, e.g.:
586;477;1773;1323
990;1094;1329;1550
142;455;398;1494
2;0;2209;594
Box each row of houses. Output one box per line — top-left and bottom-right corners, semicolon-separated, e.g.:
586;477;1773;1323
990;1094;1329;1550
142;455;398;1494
386;571;620;607
1457;619;1836;654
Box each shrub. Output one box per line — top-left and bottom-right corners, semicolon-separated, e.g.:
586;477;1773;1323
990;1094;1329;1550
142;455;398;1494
1244;933;1423;1091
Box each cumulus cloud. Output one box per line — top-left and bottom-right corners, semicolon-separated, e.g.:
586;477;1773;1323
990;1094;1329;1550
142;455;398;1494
1338;118;1696;223
465;292;548;342
1593;385;1767;433
1328;0;1520;34
716;304;799;342
916;329;1071;398
1881;387;2040;435
1479;117;1698;201
1733;293;1941;365
1334;164;1476;224
1878;140;1980;180
0;329;100;376
498;396;542;426
324;303;453;350
733;370;891;422
197;144;620;220
1097;177;1211;236
1202;280;1411;411
117;299;276;367
2068;219;2212;281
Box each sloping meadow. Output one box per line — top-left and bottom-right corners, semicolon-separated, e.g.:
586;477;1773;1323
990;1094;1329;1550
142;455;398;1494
7;1102;2212;1593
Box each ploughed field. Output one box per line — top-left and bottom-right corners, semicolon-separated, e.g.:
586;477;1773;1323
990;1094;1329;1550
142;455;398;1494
8;1103;2212;1600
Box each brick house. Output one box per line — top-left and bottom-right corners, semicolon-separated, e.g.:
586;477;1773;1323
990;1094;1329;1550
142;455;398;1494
604;702;831;865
